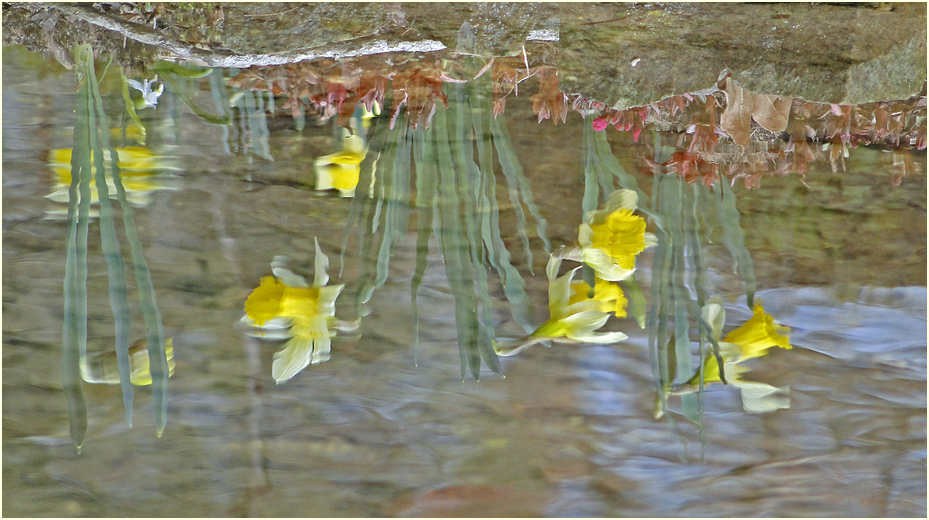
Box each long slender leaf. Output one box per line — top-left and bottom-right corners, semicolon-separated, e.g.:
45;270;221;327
369;122;411;299
448;85;501;376
62;44;95;451
686;182;709;429
619;274;647;329
411;120;436;364
209;69;234;154
106;98;169;436
667;176;693;384
490;115;551;265
717;180;756;308
87;56;135;426
433;107;485;379
468;76;534;333
582;119;602;215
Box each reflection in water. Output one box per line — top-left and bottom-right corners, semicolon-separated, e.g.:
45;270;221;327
59;44;171;450
570;188;657;282
81;337;177;386
674;300;792;414
125;76;164;109
44;38;923;443
46;145;178;215
600;83;925;185
494;256;628;357
341;65;551;379
496;188;655;356
240;242;358;383
314;126;372;197
1;16;924;514
229;54;462;129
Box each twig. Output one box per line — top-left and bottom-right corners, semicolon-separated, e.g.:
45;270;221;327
46;3;447;68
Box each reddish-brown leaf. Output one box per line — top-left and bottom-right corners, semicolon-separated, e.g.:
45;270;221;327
752;94;792;133
719;76;754;146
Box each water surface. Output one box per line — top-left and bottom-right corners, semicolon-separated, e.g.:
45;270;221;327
2;3;927;517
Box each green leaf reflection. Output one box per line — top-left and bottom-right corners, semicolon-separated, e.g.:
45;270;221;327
345;64;548;379
62;45;171;450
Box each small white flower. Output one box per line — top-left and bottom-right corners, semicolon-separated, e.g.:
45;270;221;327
127;76;164;108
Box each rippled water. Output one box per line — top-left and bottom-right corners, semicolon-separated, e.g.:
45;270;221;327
2;31;926;518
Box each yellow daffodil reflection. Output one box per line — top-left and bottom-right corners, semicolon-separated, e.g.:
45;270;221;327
46;145;177;214
569;276;628;318
240;240;356;383
719;302;792;359
81;338;176;386
358;100;381;131
314;129;375;197
495;257;628;356
110;125;147;145
578;189;657;281
679;299;792;413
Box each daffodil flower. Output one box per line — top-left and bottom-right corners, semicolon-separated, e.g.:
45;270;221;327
240;240;356;383
577;189;657;281
679;299;792;413
81;338;176;386
495;256;627;356
46;145;178;214
314;130;375;197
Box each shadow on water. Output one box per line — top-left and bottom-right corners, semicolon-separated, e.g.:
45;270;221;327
1;2;926;517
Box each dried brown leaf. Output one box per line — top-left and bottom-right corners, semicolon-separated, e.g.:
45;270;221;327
719;76;753;147
752;94;792;133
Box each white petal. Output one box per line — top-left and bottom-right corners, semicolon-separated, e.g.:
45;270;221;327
242;328;294;340
701;299;725;342
548;267;580;318
643;232;658;249
493;336;551;357
568;329;628;344
315;163;335;191
272;335;314;383
578;223;594;247
552;244;583;263
737;381;790;413
271;266;309;288
580;248;635;281
311;335;331;364
299;315;333;364
239;315;294;338
560;310;611;336
605;188;639;212
314;238;330;287
317;284;344;315
546;254;563;282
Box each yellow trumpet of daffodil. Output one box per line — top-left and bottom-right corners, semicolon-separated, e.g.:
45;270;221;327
81;338;176;386
577;189;657;281
314;129;375;198
568;276;628;318
718;302;792;360
240;240;355;383
682;298;792;413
